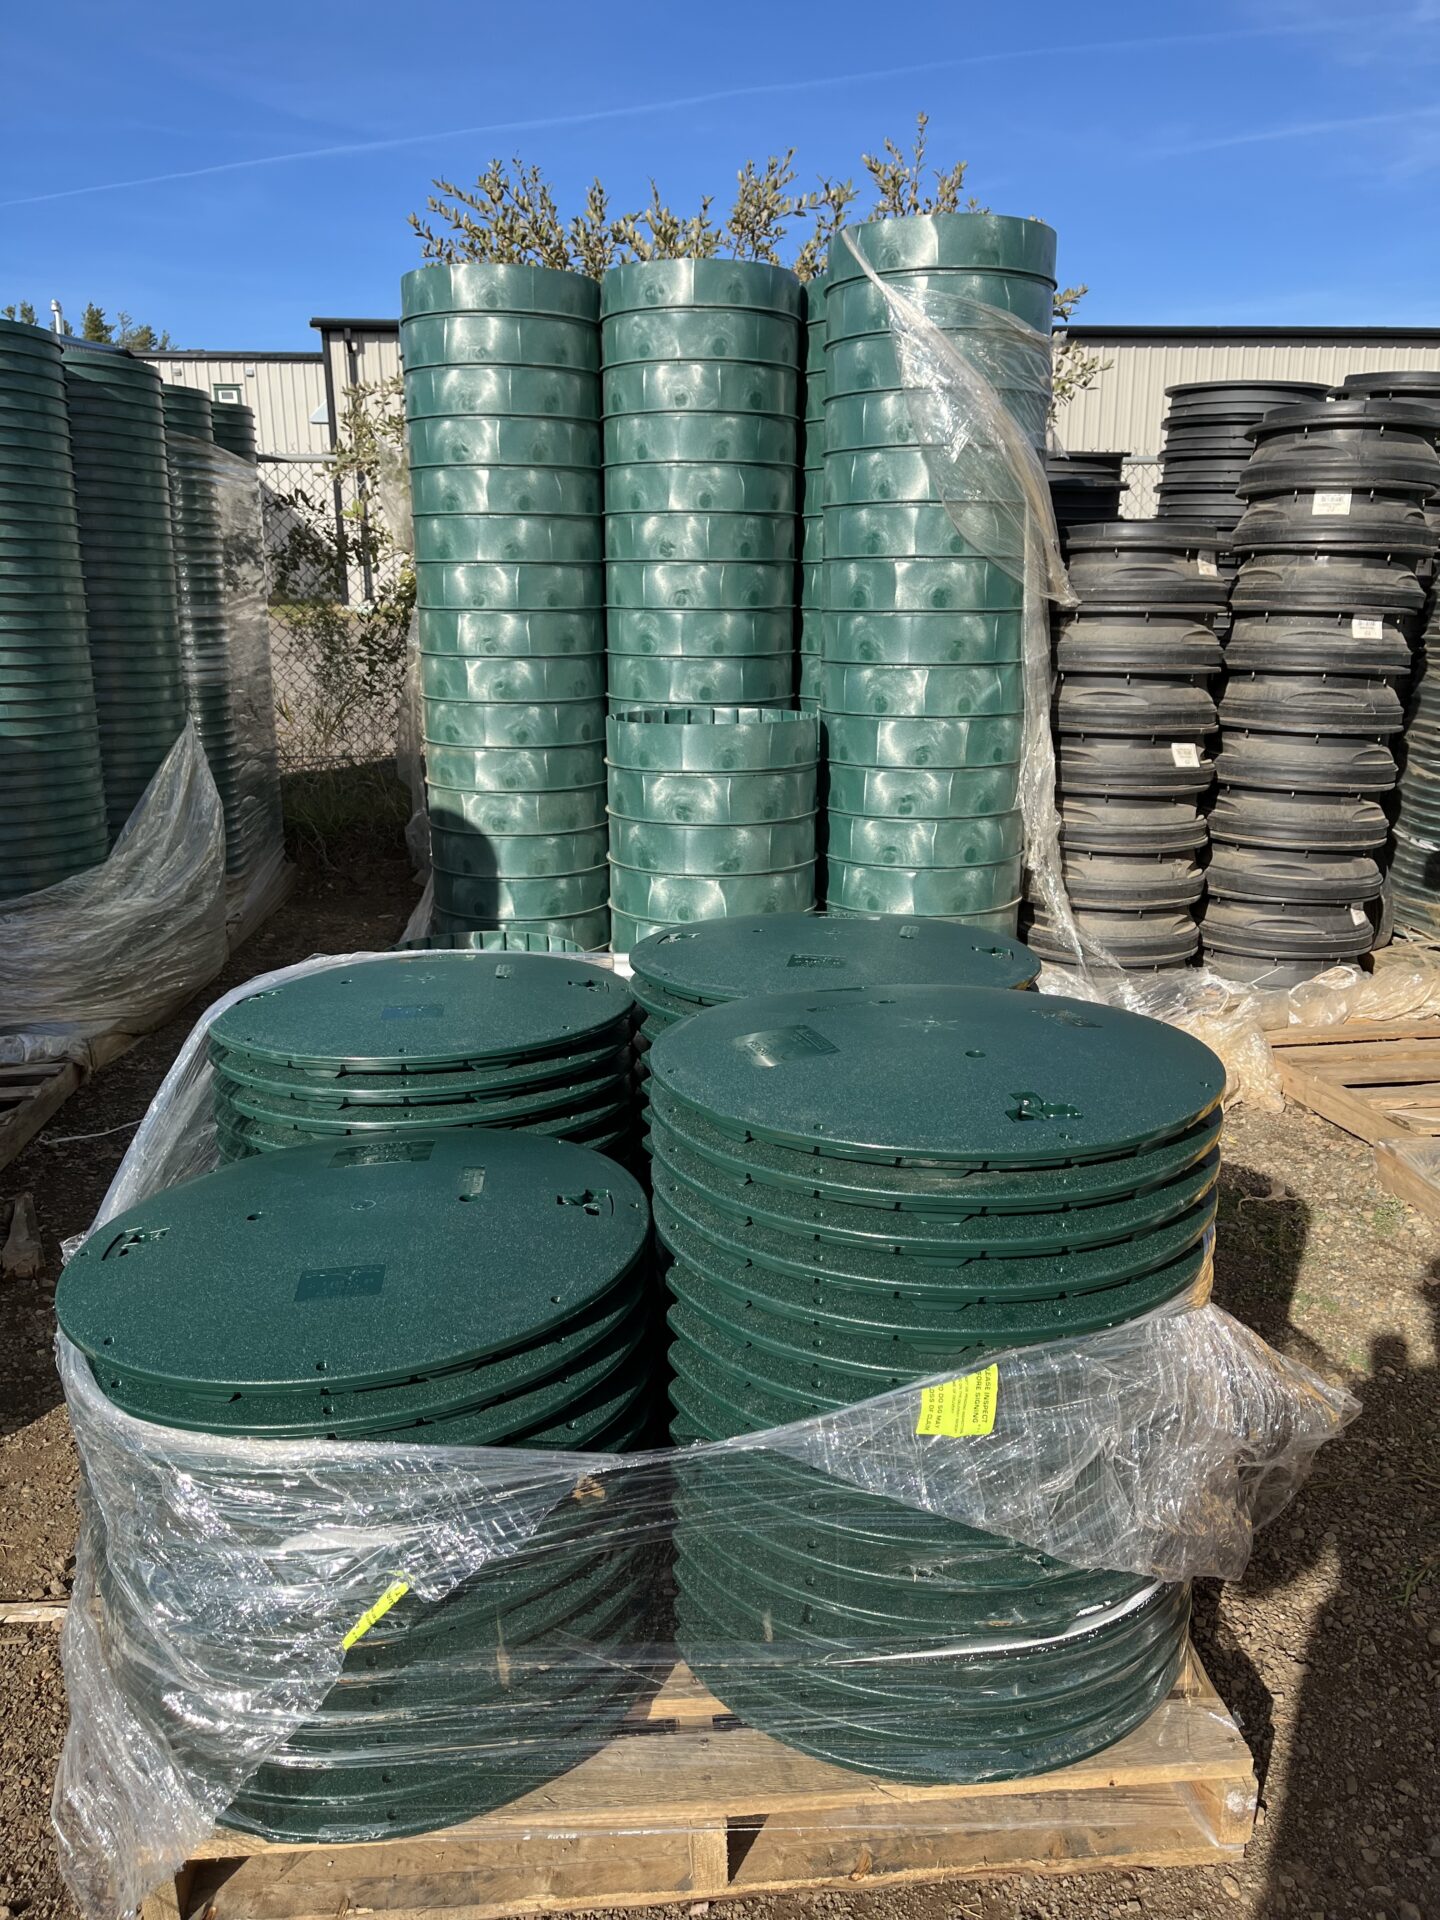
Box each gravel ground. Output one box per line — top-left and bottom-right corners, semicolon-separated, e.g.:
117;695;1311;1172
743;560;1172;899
0;861;1435;1920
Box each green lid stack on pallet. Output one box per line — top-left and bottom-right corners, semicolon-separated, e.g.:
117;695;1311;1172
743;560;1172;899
797;271;828;712
0;319;110;900
57;1129;662;1842
402;264;609;949
61;342;187;837
822;215;1056;932
606;706;818;951
162;383;245;869
207;952;638;1166
601;260;802;711
650;983;1222;1784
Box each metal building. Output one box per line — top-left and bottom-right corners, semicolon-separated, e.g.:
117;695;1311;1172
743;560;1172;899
1056;325;1440;456
140;349;330;455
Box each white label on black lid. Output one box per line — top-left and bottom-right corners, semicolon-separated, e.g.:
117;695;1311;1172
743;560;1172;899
1197;554;1220;577
1313;489;1352;516
1350;906;1371;927
1352;616;1384;639
1170;742;1201;769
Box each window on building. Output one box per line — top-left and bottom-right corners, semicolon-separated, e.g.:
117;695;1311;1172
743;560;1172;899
212;383;243;406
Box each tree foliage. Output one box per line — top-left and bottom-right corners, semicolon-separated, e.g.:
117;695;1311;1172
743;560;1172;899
1;299;172;348
406;116;1101;403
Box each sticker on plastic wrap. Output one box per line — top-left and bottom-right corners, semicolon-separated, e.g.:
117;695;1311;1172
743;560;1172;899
1313;490;1352;516
1170;742;1202;769
915;1364;999;1437
1352;616;1384;640
341;1577;411;1650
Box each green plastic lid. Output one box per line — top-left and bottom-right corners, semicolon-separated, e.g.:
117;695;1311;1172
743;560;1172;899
649;984;1224;1166
632;915;1037;1007
59;1129;648;1394
210;952;632;1071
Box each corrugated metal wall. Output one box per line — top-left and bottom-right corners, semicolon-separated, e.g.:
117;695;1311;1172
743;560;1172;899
1057;336;1440;458
315;325;402;436
141;353;330;456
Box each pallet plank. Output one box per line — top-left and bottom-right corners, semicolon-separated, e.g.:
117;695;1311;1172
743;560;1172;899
0;1061;82;1172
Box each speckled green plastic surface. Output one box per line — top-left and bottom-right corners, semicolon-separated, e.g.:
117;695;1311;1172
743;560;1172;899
58;1129;650;1394
209;953;632;1071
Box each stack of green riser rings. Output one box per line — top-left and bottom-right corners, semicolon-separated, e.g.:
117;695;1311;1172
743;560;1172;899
820;215;1057;931
211;401;259;462
57;1129;664;1843
395;929;584;953
798;271;827;711
650;983;1223;1784
0;318;110;900
601;260;802;711
625;911;1038;1084
61;343;187;837
403;264;609;949
606;705;818;950
162;383;246;871
206;952;639;1167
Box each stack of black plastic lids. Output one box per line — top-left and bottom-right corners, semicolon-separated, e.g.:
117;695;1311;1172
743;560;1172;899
1156;381;1328;529
207;953;637;1166
0;319;110;899
57;1129;662;1842
821;215;1055;931
1032;521;1225;970
798;271;827;712
1046;450;1127;530
627;914;1038;1085
600;260;801;713
651;984;1222;1782
1336;373;1440;940
606;706;818;950
1207;398;1440;985
60;342;187;838
163;383;246;869
210;400;259;462
401;264;609;949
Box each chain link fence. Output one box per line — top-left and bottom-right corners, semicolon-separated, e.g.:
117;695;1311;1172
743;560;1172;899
1120;457;1159;519
258;455;412;772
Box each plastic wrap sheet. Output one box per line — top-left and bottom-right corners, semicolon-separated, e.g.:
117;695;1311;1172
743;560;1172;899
212;445;290;928
0;725;226;1054
53;949;1356;1919
849;234;1376;1109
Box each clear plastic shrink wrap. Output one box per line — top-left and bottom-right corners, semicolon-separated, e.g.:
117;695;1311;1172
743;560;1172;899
52;951;1356;1920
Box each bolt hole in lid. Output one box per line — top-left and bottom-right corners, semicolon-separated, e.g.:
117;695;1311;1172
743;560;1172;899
648;984;1223;1168
57;1130;650;1397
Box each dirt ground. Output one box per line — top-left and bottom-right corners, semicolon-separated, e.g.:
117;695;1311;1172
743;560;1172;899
0;839;1436;1920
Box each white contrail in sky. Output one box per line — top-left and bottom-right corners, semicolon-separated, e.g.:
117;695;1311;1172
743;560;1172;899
0;17;1384;210
1157;104;1440;156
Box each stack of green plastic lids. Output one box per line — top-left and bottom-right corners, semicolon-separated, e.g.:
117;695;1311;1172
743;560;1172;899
162;383;245;870
0;318;110;900
402;264;608;949
61;342;187;837
58;1128;662;1842
650;983;1222;1783
798;271;827;711
821;215;1056;933
601;260;801;712
627;913;1038;1062
606;705;818;950
207;952;637;1166
211;400;259;462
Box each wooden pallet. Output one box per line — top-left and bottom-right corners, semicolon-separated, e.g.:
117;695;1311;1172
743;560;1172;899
0;1032;136;1176
1271;1017;1440;1223
145;1648;1254;1920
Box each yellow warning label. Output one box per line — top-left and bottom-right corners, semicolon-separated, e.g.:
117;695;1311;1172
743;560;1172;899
341;1578;411;1650
915;1365;999;1438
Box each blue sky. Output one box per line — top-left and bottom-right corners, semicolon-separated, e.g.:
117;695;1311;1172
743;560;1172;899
4;0;1439;350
